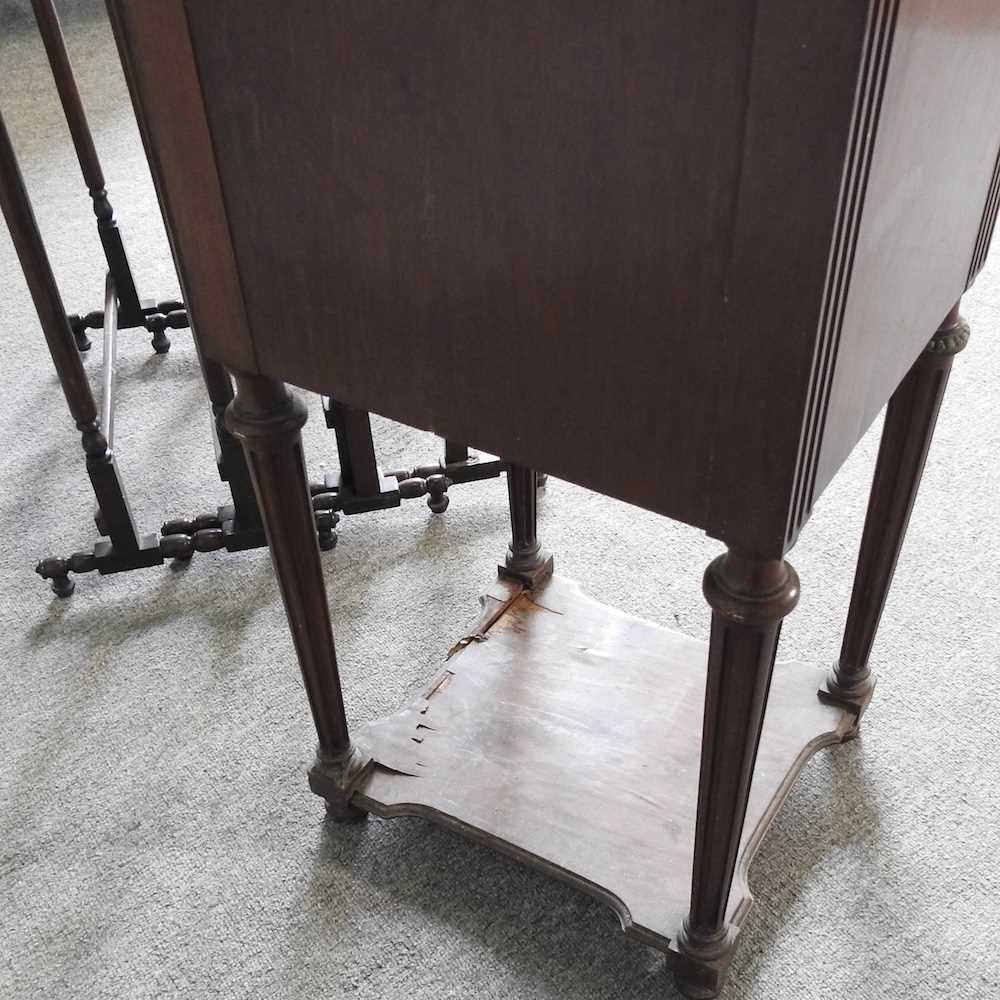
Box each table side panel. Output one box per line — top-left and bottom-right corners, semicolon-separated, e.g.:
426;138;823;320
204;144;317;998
705;0;873;551
812;0;1000;511
184;0;758;534
109;1;984;556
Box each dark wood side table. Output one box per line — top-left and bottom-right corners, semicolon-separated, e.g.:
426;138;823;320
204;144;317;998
0;0;502;598
106;2;999;995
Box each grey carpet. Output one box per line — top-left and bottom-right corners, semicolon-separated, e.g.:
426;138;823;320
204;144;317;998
2;6;999;999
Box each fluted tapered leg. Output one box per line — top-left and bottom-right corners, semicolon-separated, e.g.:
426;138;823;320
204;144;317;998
824;304;969;722
674;551;800;999
226;372;365;820
499;463;553;588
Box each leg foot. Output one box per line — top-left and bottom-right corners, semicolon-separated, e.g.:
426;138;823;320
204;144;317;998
38;557;78;597
69;316;92;352
150;328;171;354
308;747;369;822
818;667;875;739
672;928;734;999
37;556;80;597
317;521;339;551
498;463;553;588
426;473;450;513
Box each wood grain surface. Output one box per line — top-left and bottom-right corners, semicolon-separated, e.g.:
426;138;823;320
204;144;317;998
108;0;1000;556
353;575;854;954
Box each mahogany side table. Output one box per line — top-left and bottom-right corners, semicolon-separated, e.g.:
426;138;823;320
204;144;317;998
106;2;999;995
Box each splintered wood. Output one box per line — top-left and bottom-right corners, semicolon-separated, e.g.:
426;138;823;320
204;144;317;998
354;575;853;952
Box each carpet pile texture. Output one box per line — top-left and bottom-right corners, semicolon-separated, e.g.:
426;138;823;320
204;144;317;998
2;4;998;998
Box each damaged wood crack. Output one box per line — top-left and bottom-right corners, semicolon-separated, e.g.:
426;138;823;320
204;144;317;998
447;633;488;658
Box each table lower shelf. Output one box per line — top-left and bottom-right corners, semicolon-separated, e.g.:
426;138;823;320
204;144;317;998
352;574;854;954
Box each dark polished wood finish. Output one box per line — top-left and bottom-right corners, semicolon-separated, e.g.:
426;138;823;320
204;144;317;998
225;374;364;820
10;4;489;596
110;0;1000;559
499;464;552;588
328;401;382;499
675;553;800;998
323;399;401;513
106;1;995;995
825;303;970;715
354;575;853;967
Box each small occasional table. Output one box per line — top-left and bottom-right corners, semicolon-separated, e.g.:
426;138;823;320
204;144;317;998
107;2;998;995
